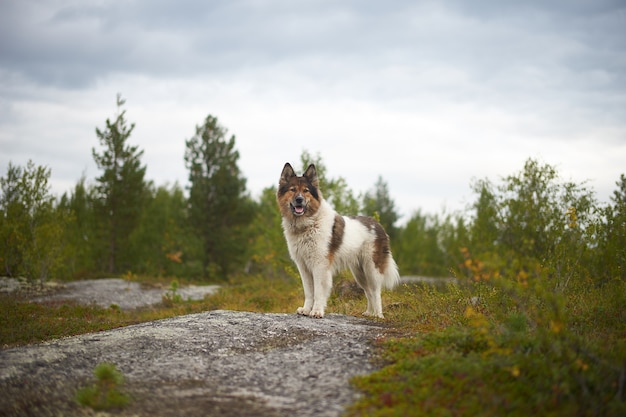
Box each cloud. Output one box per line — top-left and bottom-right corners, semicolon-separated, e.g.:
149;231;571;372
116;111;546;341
1;0;625;217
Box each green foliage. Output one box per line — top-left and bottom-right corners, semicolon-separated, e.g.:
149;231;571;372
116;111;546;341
590;174;626;282
466;158;597;290
469;178;499;256
129;183;200;277
185;114;253;279
56;176;98;278
247;186;292;278
395;210;463;277
75;363;129;410
0;160;68;283
347;159;626;416
348;279;626;416
92;94;147;273
162;279;183;306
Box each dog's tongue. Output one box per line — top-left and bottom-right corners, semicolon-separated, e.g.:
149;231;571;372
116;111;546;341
294;206;304;214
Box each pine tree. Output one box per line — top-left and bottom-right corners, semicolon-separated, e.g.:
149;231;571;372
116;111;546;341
92;95;147;273
184;115;252;279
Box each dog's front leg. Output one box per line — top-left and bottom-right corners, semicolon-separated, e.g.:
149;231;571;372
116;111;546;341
296;263;314;316
309;269;333;318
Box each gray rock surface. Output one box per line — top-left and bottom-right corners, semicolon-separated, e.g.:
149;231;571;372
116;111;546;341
30;278;220;310
0;310;387;417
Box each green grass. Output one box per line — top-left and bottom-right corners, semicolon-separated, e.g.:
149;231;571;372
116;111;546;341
0;275;304;348
203;274;303;313
2;274;625;415
345;278;626;417
0;286;215;348
0;295;126;347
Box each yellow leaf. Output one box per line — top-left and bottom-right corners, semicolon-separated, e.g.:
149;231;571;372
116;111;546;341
549;320;563;333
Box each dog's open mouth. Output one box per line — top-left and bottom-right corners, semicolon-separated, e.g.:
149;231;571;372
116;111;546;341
290;203;306;216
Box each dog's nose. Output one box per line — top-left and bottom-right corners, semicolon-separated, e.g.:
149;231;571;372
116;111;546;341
295;195;304;204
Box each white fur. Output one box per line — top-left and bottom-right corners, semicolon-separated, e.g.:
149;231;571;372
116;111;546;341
282;199;399;318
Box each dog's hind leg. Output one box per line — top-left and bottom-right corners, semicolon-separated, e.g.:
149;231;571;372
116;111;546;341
296;263;314;316
363;284;384;318
362;282;384;318
351;263;368;290
351;263;384;318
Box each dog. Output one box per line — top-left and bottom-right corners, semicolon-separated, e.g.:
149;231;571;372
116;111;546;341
276;163;399;318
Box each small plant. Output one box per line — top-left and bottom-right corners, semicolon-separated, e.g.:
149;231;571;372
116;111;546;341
122;271;138;281
162;279;183;306
75;363;129;410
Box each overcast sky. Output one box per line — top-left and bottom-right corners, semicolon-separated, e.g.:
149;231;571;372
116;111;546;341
1;0;625;219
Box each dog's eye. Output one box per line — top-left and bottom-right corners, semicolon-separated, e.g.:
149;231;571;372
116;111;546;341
290;187;296;192
303;188;309;193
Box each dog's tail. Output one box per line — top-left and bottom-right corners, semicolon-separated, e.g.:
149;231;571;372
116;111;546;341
382;254;401;290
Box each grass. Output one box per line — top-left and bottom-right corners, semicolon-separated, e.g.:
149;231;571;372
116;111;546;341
0;274;304;348
345;277;626;417
203;274;303;313
0;295;127;347
208;273;626;415
2;273;625;416
0;285;214;348
0;273;414;347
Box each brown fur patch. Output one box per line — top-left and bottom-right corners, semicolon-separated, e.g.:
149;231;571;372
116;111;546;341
353;216;391;273
327;214;345;262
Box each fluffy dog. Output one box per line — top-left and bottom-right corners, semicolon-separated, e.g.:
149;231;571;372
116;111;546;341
276;163;399;318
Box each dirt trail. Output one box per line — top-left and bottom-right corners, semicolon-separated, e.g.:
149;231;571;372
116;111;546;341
1;306;386;416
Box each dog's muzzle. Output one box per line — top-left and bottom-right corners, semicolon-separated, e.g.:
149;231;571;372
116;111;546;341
290;195;306;216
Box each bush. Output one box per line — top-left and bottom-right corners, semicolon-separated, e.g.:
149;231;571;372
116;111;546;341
0;160;68;283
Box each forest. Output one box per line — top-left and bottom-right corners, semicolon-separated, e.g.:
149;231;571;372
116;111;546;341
1;96;625;289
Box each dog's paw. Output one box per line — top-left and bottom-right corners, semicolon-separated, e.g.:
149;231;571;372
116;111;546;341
309;308;325;318
363;310;384;319
297;307;311;316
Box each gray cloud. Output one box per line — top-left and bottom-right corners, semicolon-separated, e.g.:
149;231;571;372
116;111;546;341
3;0;624;92
1;0;625;214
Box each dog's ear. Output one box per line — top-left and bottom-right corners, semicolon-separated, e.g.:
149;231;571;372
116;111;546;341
303;164;319;188
279;163;296;185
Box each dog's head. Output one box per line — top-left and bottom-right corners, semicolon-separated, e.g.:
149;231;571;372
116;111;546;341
276;163;321;219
